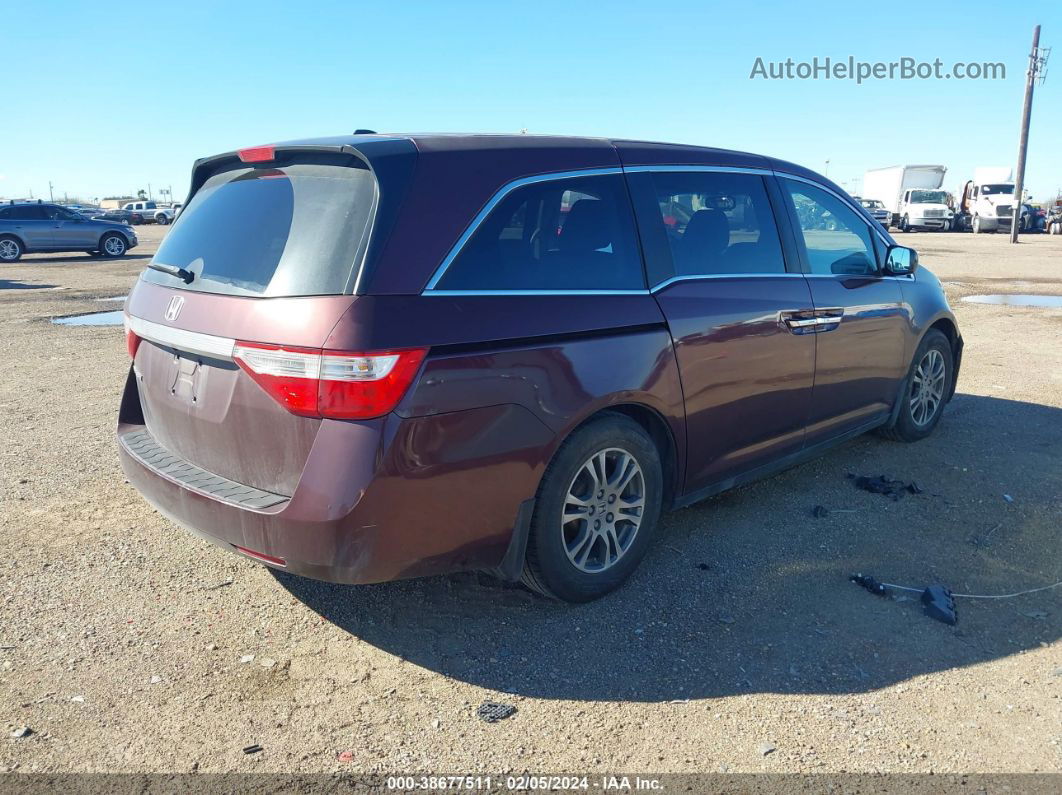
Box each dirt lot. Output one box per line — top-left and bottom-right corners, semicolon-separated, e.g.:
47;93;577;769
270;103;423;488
1;225;1060;777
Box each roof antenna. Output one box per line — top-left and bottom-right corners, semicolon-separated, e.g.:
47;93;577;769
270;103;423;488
353;129;376;135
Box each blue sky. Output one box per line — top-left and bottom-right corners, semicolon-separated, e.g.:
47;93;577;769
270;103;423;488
3;1;1060;203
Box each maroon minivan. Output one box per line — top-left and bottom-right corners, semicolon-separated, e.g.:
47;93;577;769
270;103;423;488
118;134;962;601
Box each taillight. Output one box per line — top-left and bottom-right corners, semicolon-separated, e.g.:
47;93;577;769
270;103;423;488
124;319;141;359
232;342;428;420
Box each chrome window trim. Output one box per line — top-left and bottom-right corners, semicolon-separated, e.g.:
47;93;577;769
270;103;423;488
424;289;650;297
422;167;624;292
125;314;236;360
650;273;805;293
420;164;899;296
624;164;775;176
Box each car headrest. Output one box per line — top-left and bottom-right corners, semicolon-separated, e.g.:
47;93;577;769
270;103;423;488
683;209;730;256
559;199;613;252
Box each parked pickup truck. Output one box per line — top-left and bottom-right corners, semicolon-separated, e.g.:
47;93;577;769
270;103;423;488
120;201;175;225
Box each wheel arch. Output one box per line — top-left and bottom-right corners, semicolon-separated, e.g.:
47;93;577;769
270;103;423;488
926;316;962;400
0;232;27;251
98;230;129;249
564;401;681;511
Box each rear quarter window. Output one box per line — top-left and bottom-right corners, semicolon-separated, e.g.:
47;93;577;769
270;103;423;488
435;173;645;291
142;162;376;297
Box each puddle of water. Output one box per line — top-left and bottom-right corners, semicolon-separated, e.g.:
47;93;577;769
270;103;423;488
52;310;124;326
961;294;1062;308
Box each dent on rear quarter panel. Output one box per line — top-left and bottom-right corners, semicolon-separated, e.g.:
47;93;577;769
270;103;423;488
395;327;687;484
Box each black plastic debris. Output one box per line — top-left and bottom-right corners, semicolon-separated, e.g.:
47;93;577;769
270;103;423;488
697;563;710;571
850;573;889;596
921;585;957;625
812;505;830;518
848;474;923;500
476;701;516;723
242;744;263;755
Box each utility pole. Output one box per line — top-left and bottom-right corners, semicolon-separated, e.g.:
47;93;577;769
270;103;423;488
824;160;830;178
48;181;54;202
148;183;153;201
1011;25;1049;243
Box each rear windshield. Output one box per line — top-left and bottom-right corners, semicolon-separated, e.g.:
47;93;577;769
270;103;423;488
142;162;376;297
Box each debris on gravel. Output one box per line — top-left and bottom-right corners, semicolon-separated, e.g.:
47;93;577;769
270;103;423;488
847;473;923;499
476;702;517;723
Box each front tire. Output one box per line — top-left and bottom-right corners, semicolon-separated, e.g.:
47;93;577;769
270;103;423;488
900;215;910;233
522;414;664;602
156;215;170;225
100;233;128;258
0;235;23;263
878;329;953;443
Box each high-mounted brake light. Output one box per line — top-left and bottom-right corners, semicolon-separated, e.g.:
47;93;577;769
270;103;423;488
237;145;275;163
232;342;428;420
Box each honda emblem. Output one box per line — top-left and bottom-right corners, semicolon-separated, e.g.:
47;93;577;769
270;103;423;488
164;295;185;322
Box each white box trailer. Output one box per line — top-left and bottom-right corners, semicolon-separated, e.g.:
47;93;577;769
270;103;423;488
862;165;948;227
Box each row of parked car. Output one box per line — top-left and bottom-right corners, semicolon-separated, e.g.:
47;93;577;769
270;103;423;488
57;200;181;226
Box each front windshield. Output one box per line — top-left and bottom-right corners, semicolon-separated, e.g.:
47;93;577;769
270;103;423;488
860;200;884;209
981;184;1014;196
910;190;948;204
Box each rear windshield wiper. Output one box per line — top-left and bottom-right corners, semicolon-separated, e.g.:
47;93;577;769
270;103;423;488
147;262;195;284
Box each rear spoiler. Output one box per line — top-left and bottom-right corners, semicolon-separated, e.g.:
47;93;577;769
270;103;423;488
181;137;418;294
186;143;376;200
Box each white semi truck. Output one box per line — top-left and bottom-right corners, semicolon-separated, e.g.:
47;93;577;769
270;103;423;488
862;165;951;231
955;167;1015;234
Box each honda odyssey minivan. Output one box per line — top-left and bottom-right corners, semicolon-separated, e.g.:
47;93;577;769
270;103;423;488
118;134;962;602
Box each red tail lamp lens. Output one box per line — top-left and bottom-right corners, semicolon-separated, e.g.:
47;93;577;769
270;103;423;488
232;342;428;420
124;319;141;359
237;145;276;163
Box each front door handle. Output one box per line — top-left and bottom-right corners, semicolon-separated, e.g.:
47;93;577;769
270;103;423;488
782;308;844;334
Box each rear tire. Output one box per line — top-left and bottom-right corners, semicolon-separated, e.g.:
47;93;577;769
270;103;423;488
522;414;664;602
0;235;23;263
878;329;953;443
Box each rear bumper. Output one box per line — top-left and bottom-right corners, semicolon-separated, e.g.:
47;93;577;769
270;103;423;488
117;404;552;585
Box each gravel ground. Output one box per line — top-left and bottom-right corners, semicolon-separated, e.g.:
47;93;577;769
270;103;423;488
1;226;1059;776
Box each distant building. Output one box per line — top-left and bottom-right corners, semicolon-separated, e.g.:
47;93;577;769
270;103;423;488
99;197;138;209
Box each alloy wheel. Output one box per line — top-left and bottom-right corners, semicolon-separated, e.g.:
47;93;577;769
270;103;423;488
0;239;19;260
104;236;125;256
561;447;645;573
910;348;946;427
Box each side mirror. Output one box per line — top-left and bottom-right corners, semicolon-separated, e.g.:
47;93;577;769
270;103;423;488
885;245;918;275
